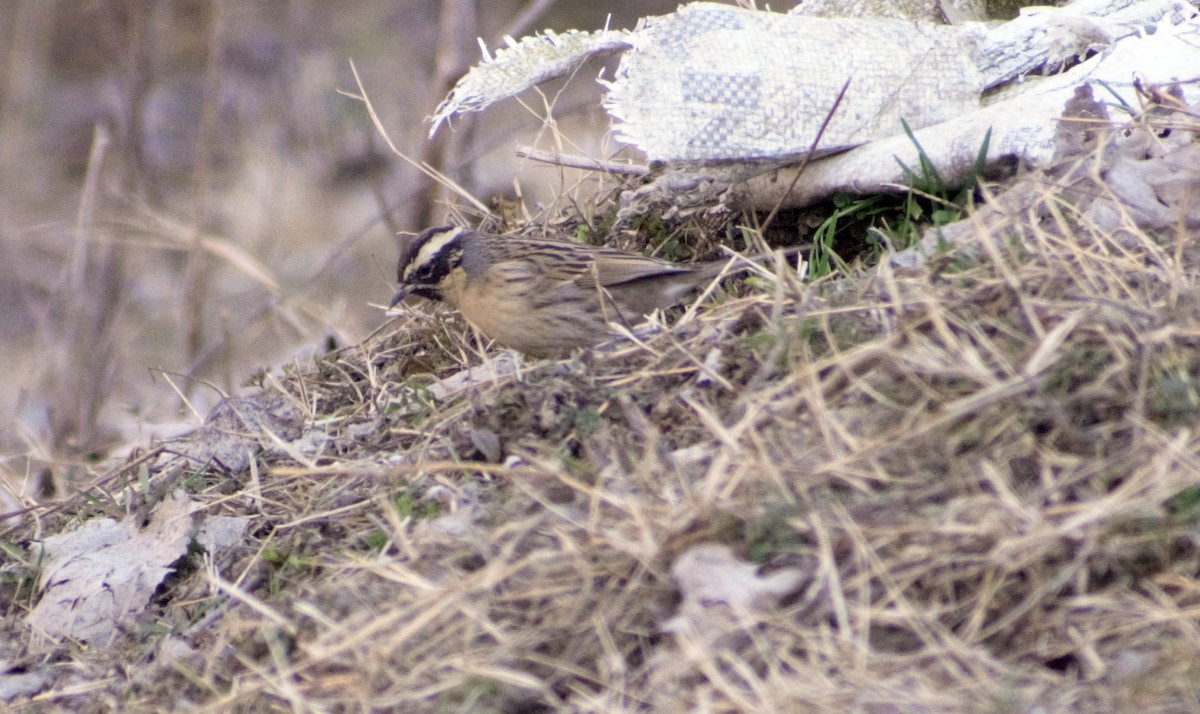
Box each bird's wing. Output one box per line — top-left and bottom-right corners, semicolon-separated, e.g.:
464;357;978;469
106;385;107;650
477;234;693;289
532;243;694;290
581;250;697;289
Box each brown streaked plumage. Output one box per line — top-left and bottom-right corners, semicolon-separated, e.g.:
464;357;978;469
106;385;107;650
390;226;761;357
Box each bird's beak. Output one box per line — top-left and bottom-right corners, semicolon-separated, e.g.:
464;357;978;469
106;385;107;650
388;285;411;309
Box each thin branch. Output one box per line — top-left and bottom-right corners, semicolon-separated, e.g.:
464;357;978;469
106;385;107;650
759;78;850;234
515;146;649;176
342;60;489;215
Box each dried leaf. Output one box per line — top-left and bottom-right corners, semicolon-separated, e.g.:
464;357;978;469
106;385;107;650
26;491;196;644
195;515;251;555
663;543;808;644
0;666;53;703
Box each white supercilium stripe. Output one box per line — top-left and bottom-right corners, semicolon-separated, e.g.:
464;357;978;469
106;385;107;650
408;226;465;277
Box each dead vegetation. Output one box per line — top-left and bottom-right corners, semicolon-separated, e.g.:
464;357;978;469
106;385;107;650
2;94;1199;711
3;2;1200;711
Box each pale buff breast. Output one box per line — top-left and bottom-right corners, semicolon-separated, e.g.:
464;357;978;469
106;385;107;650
447;262;612;356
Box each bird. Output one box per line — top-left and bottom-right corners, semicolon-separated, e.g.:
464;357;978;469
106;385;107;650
389;225;777;357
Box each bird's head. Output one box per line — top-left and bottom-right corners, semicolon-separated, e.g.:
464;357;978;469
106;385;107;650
389;225;467;307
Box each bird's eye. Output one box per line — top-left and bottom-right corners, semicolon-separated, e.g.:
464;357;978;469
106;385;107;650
402;231;460;285
404;260;434;284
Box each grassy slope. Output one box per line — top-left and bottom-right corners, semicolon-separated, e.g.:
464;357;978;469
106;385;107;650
5;156;1200;712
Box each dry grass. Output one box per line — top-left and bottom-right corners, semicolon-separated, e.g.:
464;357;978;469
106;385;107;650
0;1;677;491
3;4;1200;710
3;102;1199;712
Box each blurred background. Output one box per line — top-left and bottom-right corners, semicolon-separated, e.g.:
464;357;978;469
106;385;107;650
0;0;679;502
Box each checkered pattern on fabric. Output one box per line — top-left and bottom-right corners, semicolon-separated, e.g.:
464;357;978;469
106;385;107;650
605;2;982;162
